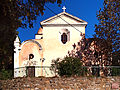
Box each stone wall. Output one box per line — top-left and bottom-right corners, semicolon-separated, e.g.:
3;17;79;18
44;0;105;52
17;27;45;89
0;76;120;90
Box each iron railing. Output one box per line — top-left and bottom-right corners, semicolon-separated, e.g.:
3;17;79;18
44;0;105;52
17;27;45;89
14;66;120;77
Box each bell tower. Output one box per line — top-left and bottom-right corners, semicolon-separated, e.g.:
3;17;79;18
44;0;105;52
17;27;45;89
14;35;20;77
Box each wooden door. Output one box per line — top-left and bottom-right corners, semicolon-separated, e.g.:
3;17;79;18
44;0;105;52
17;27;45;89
26;66;35;77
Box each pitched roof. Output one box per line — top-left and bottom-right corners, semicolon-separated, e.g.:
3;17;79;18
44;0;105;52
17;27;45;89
40;11;88;26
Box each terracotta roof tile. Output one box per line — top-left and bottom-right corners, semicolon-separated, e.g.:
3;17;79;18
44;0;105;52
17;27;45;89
37;28;43;34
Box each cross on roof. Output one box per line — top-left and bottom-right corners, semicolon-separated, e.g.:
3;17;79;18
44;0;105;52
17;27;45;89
62;6;66;12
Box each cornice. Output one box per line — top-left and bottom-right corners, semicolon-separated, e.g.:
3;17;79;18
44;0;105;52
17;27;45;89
42;24;87;27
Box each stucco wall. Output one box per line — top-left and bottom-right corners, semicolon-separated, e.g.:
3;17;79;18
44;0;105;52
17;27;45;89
14;11;87;77
19;42;42;67
42;26;85;67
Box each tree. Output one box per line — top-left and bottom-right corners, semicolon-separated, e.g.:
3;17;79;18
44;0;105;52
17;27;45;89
0;0;63;70
51;57;87;77
69;34;112;66
68;34;112;76
94;0;120;65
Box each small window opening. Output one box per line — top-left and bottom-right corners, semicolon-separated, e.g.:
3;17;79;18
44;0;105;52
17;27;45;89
29;54;34;60
61;33;67;44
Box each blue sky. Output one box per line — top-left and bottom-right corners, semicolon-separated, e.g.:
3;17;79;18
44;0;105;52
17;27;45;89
17;0;104;42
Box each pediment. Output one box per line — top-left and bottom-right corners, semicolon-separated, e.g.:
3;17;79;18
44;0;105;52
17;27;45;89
40;12;87;26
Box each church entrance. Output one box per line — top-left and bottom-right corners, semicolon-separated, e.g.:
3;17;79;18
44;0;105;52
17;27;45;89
26;66;35;77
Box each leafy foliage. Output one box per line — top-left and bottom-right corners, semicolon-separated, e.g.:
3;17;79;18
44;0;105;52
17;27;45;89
68;34;112;76
69;34;112;67
0;69;12;80
51;57;87;77
0;0;63;70
0;0;62;28
111;67;120;76
94;0;120;65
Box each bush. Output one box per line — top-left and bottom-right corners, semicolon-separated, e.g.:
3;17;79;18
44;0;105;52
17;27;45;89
51;57;87;77
111;67;120;76
0;69;12;80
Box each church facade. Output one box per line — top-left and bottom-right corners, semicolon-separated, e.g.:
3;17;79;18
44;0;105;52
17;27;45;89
14;8;88;77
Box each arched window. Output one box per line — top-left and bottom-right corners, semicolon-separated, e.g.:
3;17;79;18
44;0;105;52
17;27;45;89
59;29;70;44
61;33;67;44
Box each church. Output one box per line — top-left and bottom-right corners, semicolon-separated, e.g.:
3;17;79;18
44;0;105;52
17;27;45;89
14;7;88;77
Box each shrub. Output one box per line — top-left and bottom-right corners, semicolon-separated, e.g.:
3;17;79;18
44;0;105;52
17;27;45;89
111;67;120;76
0;69;12;80
51;57;87;77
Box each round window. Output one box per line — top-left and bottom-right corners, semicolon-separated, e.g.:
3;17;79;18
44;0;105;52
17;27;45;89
29;54;34;60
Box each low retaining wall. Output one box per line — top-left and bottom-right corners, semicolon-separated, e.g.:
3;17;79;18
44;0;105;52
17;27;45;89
0;76;120;90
